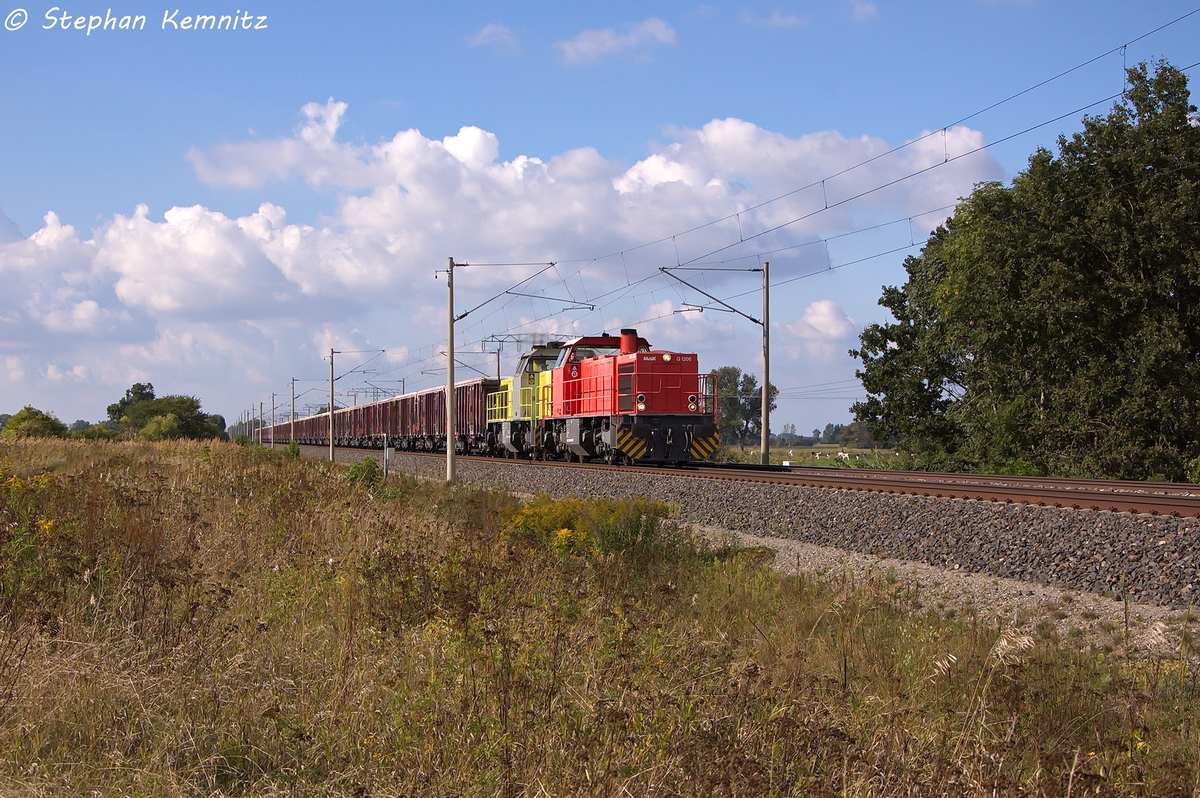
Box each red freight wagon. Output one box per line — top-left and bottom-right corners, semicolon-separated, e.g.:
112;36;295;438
283;377;499;452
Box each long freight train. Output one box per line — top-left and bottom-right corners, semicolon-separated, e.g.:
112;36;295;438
261;328;720;464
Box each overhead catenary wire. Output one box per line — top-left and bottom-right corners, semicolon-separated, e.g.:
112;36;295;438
336;122;1200;399
280;12;1200;405
558;7;1200;267
431;71;1185;360
378;69;1162;380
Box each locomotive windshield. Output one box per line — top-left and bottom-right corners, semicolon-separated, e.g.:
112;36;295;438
529;355;555;372
511;345;556;376
555;344;623;367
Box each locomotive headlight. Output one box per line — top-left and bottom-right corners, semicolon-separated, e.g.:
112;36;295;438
636;402;646;412
688;394;697;404
689;403;698;412
636;394;645;403
662;353;672;362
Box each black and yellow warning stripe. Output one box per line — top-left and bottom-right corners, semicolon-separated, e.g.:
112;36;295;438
688;432;721;461
615;426;720;461
614;427;648;460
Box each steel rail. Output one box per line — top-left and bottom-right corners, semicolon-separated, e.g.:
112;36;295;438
779;465;1200;497
310;446;1200;518
680;466;1200;517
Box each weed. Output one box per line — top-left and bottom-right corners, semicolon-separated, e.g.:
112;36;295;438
344;455;383;491
1035;618;1061;641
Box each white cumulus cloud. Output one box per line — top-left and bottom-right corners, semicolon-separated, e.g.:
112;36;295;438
778;300;858;360
0;100;1001;425
468;23;520;53
0;209;21;244
554;18;677;64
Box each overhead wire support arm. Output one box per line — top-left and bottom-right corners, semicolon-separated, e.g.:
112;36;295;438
505;291;596;311
661;262;772;466
452;261;558;322
658;267;761;326
675;302;736;315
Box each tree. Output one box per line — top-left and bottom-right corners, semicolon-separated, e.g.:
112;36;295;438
821;423;843;444
715;366;779;450
839;421;878;449
0;407;68;440
107;383;155;424
0;414;10;431
109;384;228;441
853;61;1200;480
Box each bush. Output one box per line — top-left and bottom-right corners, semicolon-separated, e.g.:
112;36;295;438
505;494;676;557
71;423;119;441
0;406;67;440
139;413;183;441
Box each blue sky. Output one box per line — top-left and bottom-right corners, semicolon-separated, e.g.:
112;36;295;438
3;0;1200;433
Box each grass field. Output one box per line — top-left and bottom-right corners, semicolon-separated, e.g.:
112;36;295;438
2;439;1198;796
716;443;897;468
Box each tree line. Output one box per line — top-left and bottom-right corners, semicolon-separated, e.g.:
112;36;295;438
852;61;1200;481
1;383;226;442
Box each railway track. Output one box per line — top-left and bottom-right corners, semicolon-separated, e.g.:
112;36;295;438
305;445;1200;518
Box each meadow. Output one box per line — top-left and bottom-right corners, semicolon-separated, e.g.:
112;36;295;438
1;439;1198;796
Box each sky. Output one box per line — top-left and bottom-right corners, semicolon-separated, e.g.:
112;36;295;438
2;0;1200;434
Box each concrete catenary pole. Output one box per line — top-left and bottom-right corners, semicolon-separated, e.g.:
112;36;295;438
760;261;770;465
329;348;337;463
446;257;456;484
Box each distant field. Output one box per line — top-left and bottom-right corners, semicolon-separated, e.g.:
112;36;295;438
718;443;897;467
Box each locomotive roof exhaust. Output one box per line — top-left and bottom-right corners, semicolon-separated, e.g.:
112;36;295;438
620;328;639;355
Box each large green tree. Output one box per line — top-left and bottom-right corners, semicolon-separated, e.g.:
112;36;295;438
107;382;156;424
715;366;778;450
109;384;228;441
853;62;1200;480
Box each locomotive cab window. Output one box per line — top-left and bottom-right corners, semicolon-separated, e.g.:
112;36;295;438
557;344;623;368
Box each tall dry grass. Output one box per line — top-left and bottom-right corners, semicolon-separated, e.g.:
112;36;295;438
0;439;1197;796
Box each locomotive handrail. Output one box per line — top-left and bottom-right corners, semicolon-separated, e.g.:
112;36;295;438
485;390;509;423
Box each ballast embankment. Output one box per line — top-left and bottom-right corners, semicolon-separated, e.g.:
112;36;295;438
371;452;1200;608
